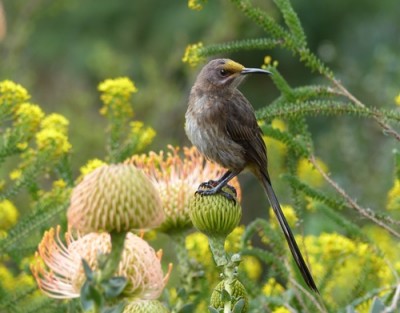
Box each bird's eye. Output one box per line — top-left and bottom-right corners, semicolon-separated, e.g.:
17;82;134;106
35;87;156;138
219;69;228;77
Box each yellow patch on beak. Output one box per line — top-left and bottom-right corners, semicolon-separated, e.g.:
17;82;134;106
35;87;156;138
224;60;245;73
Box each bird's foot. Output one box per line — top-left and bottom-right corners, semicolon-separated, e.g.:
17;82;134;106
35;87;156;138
195;183;237;202
198;180;237;197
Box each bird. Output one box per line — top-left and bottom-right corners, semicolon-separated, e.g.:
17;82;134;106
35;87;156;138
185;58;318;293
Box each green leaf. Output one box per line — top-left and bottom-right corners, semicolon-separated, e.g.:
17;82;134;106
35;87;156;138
208;307;220;313
369;297;386;313
221;289;231;302
80;280;103;312
101;276;127;299
102;302;126;313
82;258;94;281
178;303;195;313
232;298;246;313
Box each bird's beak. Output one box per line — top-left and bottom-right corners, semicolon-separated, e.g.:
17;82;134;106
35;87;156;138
240;68;272;75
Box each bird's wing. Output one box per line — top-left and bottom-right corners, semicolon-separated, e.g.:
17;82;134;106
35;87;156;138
224;91;269;175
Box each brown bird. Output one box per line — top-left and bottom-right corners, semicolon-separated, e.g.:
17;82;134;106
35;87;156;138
185;58;318;293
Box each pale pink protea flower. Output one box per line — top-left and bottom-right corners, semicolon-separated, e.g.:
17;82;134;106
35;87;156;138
67;164;164;233
126;146;241;233
31;226;172;300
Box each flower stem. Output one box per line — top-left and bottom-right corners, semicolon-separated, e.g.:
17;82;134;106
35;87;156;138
99;231;126;282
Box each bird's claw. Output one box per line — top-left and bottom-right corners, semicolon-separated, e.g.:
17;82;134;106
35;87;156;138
195;183;237;203
198;180;237;197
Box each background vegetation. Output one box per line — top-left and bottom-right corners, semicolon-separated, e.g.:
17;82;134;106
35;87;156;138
1;0;400;312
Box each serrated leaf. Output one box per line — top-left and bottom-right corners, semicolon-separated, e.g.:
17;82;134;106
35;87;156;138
102;276;127;299
233;298;245;313
178;303;195;313
80;280;103;311
369;297;386;313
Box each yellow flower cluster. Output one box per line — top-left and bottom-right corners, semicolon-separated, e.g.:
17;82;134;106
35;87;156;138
262;55;279;69
302;232;394;308
40;114;69;134
262;278;285;297
387;179;400;211
129;121;156;152
188;0;207;11
98;77;137;118
182;42;205;67
270;205;298;229
297;157;328;188
0;199;19;230
14;102;45;133
35;128;71;157
79;158;107;176
272;306;290;313
0;80;30;115
185;226;262;282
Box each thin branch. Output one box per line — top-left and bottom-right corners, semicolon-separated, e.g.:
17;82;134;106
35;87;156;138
331;78;400;141
309;154;400;238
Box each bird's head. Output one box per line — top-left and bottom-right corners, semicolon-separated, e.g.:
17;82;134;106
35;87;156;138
196;58;271;90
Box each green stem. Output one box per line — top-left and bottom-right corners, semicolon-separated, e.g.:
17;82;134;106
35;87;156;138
208;235;228;267
99;231;126;282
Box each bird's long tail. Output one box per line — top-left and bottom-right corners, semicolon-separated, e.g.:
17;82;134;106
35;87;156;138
260;173;319;293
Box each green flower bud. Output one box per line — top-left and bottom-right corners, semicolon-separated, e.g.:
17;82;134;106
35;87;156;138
210;279;248;312
123;300;169;313
67;164;164;233
189;186;241;237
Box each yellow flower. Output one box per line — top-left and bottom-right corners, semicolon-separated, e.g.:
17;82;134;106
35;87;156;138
262;278;285;297
241;256;262;281
16;142;28;151
272;307;290;313
40;114;69;135
79;158;107;176
129;121;156;152
264;55;272;66
98;77;137;117
297;157;328;188
182;42;204;67
9;169;22;180
0;200;19;230
185;231;212;267
0;265;15;290
188;0;207;10
395;93;400;106
53;179;67;189
387;179;400;211
0;80;30;114
14;102;45;133
225;225;245;252
270;205;298;229
355;299;372;313
35;128;72;157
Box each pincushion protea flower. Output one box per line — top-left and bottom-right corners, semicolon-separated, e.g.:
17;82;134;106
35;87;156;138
126;146;241;233
31;227;172;300
67;164;164;233
123;300;169;313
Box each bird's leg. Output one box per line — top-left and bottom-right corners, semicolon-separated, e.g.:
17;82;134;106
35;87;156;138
196;170;239;201
199;170;236;191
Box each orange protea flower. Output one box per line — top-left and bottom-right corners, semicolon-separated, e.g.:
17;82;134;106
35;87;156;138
126;146;241;233
67;164;164;233
31;227;172;300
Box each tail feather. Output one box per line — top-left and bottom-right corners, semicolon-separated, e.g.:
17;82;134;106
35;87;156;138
261;174;319;293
